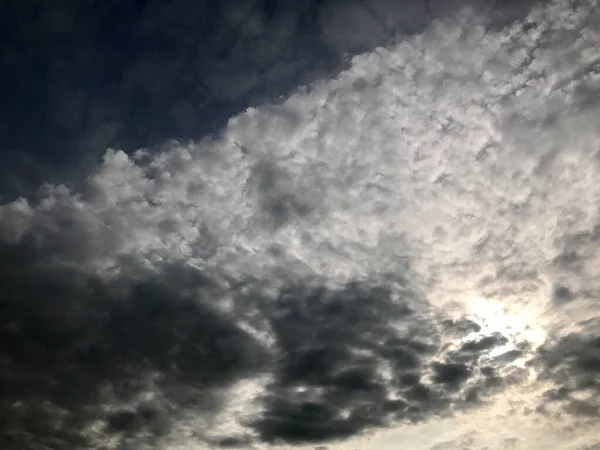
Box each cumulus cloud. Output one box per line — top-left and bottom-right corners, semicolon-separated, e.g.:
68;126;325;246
2;0;600;449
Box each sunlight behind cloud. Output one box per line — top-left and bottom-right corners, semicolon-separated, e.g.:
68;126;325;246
467;296;546;363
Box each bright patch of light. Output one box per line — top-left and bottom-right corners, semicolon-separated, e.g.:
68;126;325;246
205;375;272;441
468;297;546;363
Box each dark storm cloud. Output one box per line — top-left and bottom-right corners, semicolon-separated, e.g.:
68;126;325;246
251;282;426;444
248;282;529;444
0;220;523;447
432;362;471;386
0;0;542;199
443;331;517;368
208;436;253;448
0;238;268;449
459;332;508;353
551;284;573;304
534;331;600;419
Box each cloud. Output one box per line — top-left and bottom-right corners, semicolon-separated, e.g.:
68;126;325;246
2;0;600;449
579;443;600;450
431;362;471;387
251;281;432;444
0;219;519;448
0;211;528;448
0;144;532;447
534;330;600;420
459;333;509;353
0;238;270;448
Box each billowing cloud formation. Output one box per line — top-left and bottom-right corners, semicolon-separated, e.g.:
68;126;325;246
0;240;267;448
0;232;518;448
535;330;600;419
2;0;600;449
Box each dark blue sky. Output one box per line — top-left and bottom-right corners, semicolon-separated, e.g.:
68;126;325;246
0;0;347;198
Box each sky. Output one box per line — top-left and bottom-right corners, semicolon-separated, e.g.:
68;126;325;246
1;0;600;449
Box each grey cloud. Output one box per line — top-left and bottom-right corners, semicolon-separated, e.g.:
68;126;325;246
0;220;525;448
249;159;316;228
491;348;524;364
534;331;600;420
248;283;530;444
208;436;253;448
442;318;482;335
443;331;526;370
0;234;270;449
252;282;427;444
459;332;508;353
432;362;471;387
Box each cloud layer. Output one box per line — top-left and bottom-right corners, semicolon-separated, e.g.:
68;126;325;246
0;234;520;448
2;0;600;449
